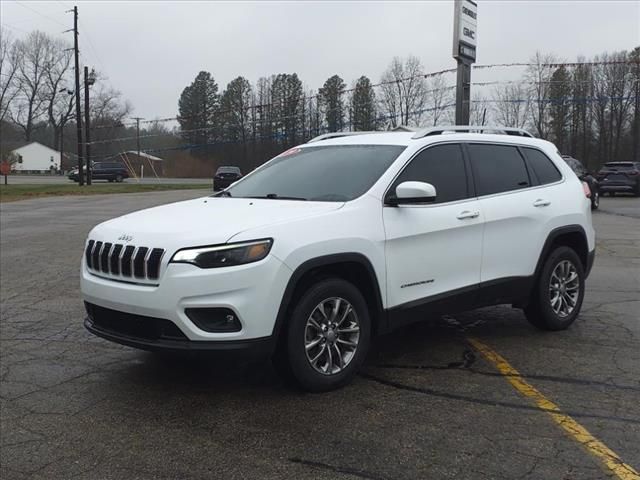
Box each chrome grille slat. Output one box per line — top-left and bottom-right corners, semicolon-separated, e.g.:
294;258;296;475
92;242;103;270
100;243;112;273
86;240;165;283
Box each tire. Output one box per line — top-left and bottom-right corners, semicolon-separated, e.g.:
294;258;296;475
525;246;585;331
591;189;599;210
115;174;123;183
634;183;640;197
278;278;371;392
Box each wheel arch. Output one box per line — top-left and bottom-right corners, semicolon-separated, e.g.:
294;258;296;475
535;225;589;279
272;253;386;344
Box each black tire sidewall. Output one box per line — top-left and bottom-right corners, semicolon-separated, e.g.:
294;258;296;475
286;278;371;392
529;246;585;330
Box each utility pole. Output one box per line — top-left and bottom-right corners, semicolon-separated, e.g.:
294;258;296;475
452;0;477;126
84;67;95;185
132;117;143;179
71;6;84;185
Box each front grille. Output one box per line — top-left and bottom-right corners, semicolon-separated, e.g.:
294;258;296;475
85;240;165;282
85;302;187;341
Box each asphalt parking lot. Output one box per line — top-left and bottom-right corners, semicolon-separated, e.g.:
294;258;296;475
1;192;638;480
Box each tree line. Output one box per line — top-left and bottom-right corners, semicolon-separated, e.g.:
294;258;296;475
1;28;638;177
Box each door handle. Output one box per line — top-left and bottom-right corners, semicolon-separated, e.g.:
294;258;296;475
533;199;551;207
457;210;480;220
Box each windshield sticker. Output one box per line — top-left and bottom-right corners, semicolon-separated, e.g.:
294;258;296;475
277;147;301;158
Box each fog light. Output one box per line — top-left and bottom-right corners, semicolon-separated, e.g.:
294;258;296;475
185;308;241;333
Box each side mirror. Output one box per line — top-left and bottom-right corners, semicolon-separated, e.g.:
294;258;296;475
388;181;437;206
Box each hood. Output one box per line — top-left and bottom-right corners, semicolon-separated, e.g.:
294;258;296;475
89;196;343;252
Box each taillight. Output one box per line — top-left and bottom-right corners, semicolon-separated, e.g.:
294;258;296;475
582;181;591;198
629;171;639;176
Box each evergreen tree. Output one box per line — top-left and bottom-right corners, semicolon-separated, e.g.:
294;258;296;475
178;71;220;153
319;75;346;132
351;76;377;131
549;66;571;151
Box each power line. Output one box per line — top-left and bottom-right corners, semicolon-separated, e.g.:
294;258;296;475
12;1;68;28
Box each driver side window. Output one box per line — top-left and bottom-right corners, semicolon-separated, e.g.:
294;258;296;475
390;144;469;204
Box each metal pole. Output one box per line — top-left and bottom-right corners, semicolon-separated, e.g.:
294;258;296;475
73;6;84;185
132;117;143;178
455;59;471;125
84;66;92;185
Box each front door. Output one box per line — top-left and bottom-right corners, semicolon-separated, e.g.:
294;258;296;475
383;143;483;311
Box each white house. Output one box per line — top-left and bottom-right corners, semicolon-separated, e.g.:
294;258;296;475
11;142;62;173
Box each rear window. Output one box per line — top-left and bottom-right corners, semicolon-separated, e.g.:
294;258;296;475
523;148;562;184
467;144;530;196
217;166;241;174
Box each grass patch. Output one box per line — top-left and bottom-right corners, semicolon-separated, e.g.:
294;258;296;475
0;183;211;203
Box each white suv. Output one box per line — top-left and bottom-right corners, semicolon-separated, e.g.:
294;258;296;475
81;126;596;391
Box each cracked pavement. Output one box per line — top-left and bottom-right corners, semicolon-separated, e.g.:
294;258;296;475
1;192;638;479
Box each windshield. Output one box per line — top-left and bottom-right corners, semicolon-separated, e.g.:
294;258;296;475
225;145;405;202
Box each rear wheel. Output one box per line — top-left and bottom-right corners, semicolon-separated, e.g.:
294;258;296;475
525;246;585;331
278;278;371;392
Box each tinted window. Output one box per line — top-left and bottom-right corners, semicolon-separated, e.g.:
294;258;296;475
468;144;530;196
226;145;405;202
391;144;468;203
524;148;562;184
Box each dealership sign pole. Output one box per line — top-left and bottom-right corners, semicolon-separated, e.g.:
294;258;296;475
453;0;477;125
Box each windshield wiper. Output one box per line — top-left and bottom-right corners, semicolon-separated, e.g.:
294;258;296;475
249;193;307;201
213;190;232;197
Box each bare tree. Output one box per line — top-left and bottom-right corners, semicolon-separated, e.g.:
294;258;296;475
425;74;453;126
380;56;428;128
525;51;559;138
492;82;530;128
0;31;20;123
43;40;74;153
10;31;54;141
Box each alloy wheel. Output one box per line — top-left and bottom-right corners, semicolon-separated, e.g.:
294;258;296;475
304;297;360;375
548;260;580;318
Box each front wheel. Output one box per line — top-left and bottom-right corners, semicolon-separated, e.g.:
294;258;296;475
280;278;371;392
525;246;585;331
115;174;123;183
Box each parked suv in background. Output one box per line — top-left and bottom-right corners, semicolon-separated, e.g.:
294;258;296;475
562;155;600;210
69;162;129;183
213;166;242;191
596;161;640;196
81;126;595;392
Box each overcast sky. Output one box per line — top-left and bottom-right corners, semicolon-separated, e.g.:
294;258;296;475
2;1;639;120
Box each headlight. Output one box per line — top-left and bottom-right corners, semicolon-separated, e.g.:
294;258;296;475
170;239;273;269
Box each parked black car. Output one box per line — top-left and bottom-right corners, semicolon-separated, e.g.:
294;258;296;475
68;162;129;183
562;155;600;210
213;166;242;191
596;161;640;197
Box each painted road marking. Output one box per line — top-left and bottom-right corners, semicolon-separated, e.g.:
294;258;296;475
468;337;640;480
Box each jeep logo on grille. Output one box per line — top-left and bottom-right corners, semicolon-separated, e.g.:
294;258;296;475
118;234;133;242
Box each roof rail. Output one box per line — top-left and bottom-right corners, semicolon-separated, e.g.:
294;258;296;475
306;131;378;143
411;125;535;139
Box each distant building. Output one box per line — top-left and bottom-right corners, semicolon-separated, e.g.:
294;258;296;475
10;142;63;173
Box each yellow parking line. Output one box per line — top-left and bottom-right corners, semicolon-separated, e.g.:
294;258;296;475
468;337;640;480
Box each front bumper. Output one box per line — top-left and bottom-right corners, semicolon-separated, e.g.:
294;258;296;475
81;253;292;350
84;313;274;356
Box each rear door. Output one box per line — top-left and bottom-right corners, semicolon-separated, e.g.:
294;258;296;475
467;143;564;283
383;143;483;310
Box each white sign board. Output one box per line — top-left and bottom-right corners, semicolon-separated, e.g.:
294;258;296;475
453;0;477;62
